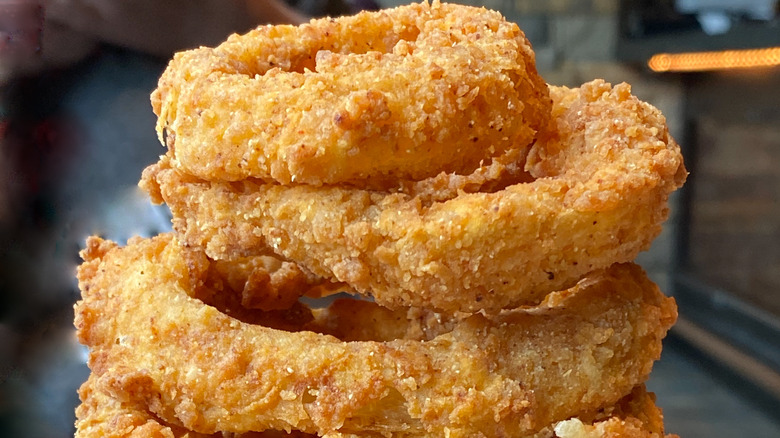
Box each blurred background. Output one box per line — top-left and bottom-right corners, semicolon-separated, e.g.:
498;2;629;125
1;0;779;437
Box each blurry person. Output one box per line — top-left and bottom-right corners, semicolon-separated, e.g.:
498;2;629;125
0;0;379;83
0;0;308;83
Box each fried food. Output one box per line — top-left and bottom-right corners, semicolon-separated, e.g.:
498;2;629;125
76;3;687;435
209;255;320;311
76;371;674;438
75;373;313;438
151;1;550;187
549;385;678;438
75;234;676;438
141;79;687;313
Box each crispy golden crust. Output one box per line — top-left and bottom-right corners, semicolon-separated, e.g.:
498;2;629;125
152;1;550;187
207;255;319;311
75;234;676;438
141;80;686;313
75;374;313;438
535;385;677;438
76;371;673;438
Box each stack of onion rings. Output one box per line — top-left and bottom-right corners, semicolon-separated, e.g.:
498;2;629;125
142;79;687;314
75;1;686;437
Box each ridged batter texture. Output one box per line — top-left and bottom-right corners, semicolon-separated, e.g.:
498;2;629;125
141;80;687;313
152;0;550;187
75;234;676;437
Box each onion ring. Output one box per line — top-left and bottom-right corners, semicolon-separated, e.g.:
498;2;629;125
75;373;671;438
75;374;312;438
141;79;687;313
151;1;550;187
207;255;321;311
75;234;676;437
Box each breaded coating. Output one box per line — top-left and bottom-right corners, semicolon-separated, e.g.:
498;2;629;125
75;373;312;437
76;373;675;438
75;234;676;438
208;255;319;311
152;1;550;187
141;80;687;313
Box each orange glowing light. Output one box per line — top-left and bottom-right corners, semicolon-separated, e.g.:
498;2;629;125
648;47;780;72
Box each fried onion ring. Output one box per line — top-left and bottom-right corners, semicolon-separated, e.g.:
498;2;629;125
151;1;550;187
75;375;312;438
75;373;673;438
207;255;322;311
141;80;687;313
75;234;676;438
